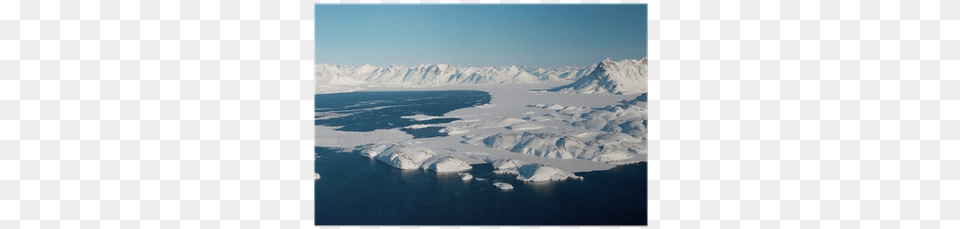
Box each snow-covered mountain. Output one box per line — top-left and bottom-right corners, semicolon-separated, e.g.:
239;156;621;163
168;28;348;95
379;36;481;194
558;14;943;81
549;57;648;95
315;62;596;93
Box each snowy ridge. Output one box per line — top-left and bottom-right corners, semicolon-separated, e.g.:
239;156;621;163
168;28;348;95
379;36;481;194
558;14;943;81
315;62;596;94
549;57;648;95
572;94;648;139
460;94;648;165
361;142;472;171
462;132;645;164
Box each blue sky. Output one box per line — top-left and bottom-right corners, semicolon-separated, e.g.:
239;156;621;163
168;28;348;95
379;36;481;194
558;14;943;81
315;4;647;68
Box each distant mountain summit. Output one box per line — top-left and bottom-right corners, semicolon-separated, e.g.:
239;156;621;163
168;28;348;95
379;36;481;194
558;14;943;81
548;57;648;95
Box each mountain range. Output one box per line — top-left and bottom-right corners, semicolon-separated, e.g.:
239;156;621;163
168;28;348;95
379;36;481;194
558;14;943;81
315;57;647;95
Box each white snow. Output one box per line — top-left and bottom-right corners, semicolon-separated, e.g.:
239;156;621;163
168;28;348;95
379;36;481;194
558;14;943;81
550;57;647;95
523;116;554;122
420;156;473;172
516;164;582;182
458;173;473;180
493;182;514;190
506;123;544;131
572;94;648;139
469;117;527;129
439;126;470;135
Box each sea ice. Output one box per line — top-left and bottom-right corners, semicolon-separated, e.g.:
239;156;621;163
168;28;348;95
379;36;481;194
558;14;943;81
403;124;433;129
458;173;473;180
403;114;445;121
315;125;413;150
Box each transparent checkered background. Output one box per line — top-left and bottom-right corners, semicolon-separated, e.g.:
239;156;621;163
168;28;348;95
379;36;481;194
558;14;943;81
1;0;953;228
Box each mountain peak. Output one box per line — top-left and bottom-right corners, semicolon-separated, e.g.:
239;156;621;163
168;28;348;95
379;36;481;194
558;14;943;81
599;58;618;68
548;57;647;95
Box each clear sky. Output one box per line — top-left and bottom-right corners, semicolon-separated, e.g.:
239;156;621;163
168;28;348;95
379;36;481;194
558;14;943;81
315;4;647;68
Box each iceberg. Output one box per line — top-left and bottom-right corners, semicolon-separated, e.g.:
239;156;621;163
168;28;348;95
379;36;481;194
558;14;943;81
373;143;437;170
420;156;473;172
489;158;524;174
493;182;514;190
458;173;473;180
516;164;581;182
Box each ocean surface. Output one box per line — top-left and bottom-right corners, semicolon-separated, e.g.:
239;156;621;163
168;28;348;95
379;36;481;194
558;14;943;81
315;90;647;225
315;90;491;132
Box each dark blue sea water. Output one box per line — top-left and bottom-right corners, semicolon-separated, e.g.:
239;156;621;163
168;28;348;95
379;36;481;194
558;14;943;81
315;90;491;132
315;90;647;225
